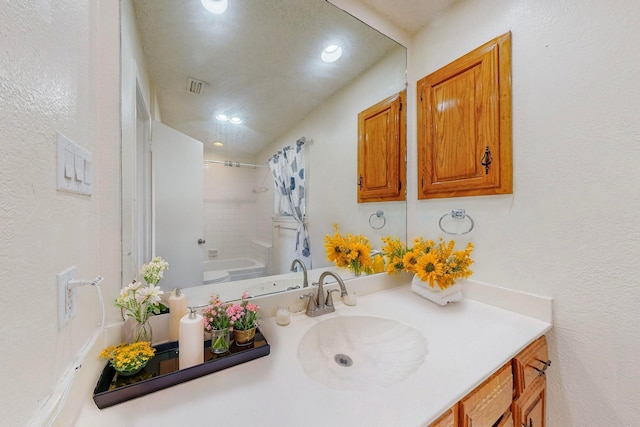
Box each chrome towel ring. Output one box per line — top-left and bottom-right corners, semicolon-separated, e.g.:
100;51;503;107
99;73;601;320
369;210;386;229
438;209;474;235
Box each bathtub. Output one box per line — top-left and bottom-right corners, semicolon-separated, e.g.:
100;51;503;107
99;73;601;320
203;257;266;282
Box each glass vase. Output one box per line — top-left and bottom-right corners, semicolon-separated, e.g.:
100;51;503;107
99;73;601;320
210;328;231;354
132;318;153;343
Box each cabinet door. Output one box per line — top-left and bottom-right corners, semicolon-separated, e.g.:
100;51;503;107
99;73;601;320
513;376;546;427
459;363;513;427
357;90;406;202
417;32;512;199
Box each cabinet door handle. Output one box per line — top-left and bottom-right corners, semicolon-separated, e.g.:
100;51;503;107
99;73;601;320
532;358;552;376
480;145;492;174
523;419;534;427
358;176;363;189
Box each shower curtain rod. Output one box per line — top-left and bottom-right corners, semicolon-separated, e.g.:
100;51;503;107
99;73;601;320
204;160;268;169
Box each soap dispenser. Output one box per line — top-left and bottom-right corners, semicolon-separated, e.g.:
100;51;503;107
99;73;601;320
179;307;204;370
168;288;187;342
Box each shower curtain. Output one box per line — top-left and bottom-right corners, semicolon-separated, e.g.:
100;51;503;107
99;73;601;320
268;139;311;268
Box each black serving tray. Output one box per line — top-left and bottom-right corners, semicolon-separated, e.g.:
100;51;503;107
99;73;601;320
93;328;270;409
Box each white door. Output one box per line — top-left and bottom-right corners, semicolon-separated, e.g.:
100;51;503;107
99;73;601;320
152;122;204;290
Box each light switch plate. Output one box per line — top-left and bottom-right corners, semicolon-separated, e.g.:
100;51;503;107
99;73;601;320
57;132;92;195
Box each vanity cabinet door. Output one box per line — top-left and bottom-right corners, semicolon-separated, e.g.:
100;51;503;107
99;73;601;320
357;90;406;202
429;403;457;427
417;32;512;199
513;377;546;427
459;363;513;427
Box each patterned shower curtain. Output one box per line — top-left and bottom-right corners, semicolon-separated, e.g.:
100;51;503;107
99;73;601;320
268;139;311;268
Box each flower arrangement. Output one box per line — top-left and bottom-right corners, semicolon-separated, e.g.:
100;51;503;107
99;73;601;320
99;341;155;375
381;236;474;290
202;294;232;353
202;294;231;332
227;292;260;331
116;257;168;343
324;224;373;276
141;256;169;286
115;279;165;325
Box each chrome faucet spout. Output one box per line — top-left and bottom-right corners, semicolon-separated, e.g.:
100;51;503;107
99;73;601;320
290;258;309;288
319;271;349;298
303;271;350;317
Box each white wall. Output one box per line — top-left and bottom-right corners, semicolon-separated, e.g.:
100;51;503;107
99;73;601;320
407;0;640;424
258;46;408;271
0;1;121;425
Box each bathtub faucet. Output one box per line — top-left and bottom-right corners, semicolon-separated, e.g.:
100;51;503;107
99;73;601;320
290;258;308;288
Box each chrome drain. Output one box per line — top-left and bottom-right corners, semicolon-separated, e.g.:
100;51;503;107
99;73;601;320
334;353;353;367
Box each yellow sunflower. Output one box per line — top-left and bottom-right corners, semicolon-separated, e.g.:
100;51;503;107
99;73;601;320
415;252;443;288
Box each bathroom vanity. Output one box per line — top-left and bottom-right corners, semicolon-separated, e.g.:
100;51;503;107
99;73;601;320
75;278;552;426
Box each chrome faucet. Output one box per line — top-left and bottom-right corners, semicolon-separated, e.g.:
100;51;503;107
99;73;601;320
300;271;349;317
290;258;308;288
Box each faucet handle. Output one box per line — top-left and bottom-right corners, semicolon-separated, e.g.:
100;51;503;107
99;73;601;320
325;289;340;307
300;293;317;312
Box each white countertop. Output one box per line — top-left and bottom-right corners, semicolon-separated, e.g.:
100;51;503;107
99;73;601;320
75;283;551;427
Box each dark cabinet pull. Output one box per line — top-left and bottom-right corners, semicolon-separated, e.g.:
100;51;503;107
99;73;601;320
532;358;552;376
480;145;492;174
523;419;534;427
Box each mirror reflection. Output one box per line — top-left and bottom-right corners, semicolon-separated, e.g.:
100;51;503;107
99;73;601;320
121;0;407;303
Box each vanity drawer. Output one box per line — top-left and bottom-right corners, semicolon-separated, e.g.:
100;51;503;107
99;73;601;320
459;362;513;427
513;336;550;396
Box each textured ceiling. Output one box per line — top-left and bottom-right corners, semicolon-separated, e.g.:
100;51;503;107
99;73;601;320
132;0;403;158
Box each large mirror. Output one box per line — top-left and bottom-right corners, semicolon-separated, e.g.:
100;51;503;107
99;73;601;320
121;0;407;303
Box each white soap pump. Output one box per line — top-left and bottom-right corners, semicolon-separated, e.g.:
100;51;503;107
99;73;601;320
178;307;204;370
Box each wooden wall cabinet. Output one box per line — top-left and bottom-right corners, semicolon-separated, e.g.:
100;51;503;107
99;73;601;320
357;90;406;203
417;32;512;199
428;335;549;427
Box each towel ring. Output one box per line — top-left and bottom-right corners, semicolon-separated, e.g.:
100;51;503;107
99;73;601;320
369;210;386;230
438;209;474;235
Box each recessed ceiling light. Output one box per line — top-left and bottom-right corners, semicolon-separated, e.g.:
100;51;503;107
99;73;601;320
321;44;343;63
201;0;228;15
215;114;229;122
213;141;224;147
229;117;243;124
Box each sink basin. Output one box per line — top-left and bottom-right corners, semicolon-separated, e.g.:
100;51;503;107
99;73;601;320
297;315;428;390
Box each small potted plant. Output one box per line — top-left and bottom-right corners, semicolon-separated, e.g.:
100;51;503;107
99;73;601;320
202;294;232;354
227;292;260;346
99;341;155;377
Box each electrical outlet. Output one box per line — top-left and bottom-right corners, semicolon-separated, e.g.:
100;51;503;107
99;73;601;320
57;266;76;328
